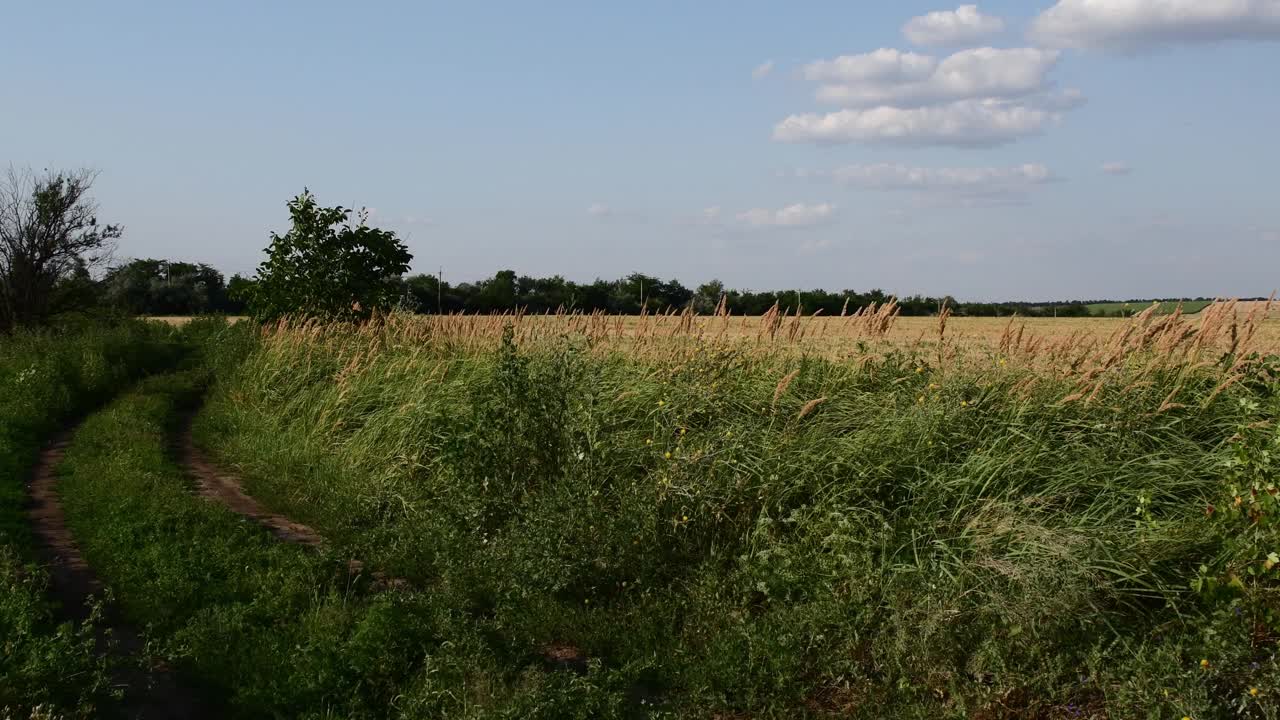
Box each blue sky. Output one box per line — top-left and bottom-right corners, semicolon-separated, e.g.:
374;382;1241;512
3;1;1278;300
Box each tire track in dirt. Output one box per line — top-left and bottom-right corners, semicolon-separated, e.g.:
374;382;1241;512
176;410;407;588
176;416;325;548
27;428;218;719
176;408;592;673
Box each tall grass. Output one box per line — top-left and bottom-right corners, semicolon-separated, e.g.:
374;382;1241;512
191;306;1280;718
54;367;673;719
0;319;183;717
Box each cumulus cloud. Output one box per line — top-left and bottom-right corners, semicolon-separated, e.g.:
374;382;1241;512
1101;161;1133;175
804;48;938;85
808;47;1060;107
1030;0;1280;50
781;44;1080;146
735;203;836;229
752;60;775;78
903;5;1006;47
773;98;1067;147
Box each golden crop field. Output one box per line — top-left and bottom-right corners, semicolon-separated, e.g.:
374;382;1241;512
151;299;1280;358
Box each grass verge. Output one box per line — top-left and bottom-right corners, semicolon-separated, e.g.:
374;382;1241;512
58;365;653;719
193;317;1280;718
0;319;182;717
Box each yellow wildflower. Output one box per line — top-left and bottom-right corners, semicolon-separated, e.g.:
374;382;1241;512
664;451;672;460
658;400;666;407
1250;687;1260;697
645;438;653;445
1200;658;1210;669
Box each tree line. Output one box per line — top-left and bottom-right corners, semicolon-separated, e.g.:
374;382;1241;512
398;270;1105;318
31;258;1241;321
0;170;1234;331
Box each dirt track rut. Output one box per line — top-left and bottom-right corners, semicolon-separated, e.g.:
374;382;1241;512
27;428;215;719
176;411;409;588
177;418;325;547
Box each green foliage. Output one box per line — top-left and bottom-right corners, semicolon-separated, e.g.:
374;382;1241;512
55;367;654;718
193;323;1280;717
393;267;1232;318
0;320;182;717
1193;378;1280;649
100;258;243;316
246;191;412;322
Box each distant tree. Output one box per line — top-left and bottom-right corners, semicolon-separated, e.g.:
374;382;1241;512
247;191;412;321
0;167;121;332
101;258;236;315
468;270;518;313
226;274;254;314
691;282;721;314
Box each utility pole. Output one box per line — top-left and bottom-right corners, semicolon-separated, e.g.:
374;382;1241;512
437;266;443;314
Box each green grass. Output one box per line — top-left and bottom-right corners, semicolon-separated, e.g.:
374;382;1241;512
8;316;1279;717
0;319;183;717
191;323;1280;718
1085;300;1214;316
55;364;653;719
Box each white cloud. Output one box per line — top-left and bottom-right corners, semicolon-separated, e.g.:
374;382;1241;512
817;162;1053;189
752;60;775;78
903;5;1006;47
1030;0;1280;50
735;203;836;229
810;47;1060;107
804;48;937;85
797;162;1055;206
773;98;1063;146
780;37;1081;147
1101;161;1133;175
586;203;612;217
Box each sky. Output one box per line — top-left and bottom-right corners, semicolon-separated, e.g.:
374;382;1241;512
3;0;1278;301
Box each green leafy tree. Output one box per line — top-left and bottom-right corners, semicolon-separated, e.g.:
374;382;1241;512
101;258;233;315
247;191;412;321
226;274;254;314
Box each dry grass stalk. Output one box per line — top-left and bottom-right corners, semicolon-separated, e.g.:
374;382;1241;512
796;397;827;420
773;369;799;409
